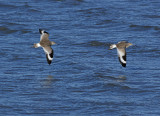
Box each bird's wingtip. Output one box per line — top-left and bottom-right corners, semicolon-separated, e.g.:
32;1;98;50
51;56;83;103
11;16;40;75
122;63;126;67
39;29;42;34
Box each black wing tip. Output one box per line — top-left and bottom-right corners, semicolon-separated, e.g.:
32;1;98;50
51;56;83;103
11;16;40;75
39;29;42;34
50;50;54;58
121;63;126;67
47;59;52;65
39;29;49;34
48;51;53;65
46;54;52;65
118;57;126;67
48;61;52;65
122;55;126;62
44;31;49;34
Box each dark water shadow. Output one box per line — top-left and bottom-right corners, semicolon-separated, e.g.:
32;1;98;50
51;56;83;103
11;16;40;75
88;41;110;47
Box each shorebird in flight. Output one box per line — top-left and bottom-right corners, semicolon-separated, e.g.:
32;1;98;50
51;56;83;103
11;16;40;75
34;29;56;65
109;41;133;67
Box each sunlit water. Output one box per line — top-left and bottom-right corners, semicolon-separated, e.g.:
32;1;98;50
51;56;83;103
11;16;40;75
0;0;160;115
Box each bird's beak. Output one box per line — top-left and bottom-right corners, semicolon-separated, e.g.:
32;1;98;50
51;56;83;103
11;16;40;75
52;41;56;45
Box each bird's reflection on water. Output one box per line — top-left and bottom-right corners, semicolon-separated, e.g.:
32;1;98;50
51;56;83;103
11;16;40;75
116;75;127;82
95;72;127;83
40;75;54;88
107;75;127;83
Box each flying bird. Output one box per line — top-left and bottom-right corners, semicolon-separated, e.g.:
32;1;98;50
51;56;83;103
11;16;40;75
109;41;133;67
34;29;56;65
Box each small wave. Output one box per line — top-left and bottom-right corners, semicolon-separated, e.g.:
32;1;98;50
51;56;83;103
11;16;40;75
130;24;153;29
77;7;107;17
23;2;31;8
106;83;131;90
0;26;18;34
7;22;22;26
78;7;106;13
0;104;13;109
0;23;30;34
88;41;110;47
143;15;160;19
29;8;41;13
96;20;112;25
154;26;160;30
0;26;8;31
0;3;16;9
20;29;32;34
129;24;160;31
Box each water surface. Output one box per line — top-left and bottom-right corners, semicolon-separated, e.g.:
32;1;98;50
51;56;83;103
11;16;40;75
0;0;160;115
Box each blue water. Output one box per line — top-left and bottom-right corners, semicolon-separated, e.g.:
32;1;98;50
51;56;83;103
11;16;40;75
0;0;160;115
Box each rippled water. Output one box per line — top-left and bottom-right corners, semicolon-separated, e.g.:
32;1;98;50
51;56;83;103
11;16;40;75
0;0;160;115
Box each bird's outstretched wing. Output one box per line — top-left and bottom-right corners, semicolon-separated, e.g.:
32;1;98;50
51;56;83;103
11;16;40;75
117;48;126;67
39;29;49;41
43;46;54;65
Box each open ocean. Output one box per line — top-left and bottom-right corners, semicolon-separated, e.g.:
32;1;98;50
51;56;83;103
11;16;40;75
0;0;160;115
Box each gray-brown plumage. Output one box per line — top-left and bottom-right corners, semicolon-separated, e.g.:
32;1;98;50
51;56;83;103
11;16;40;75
34;29;56;65
109;41;133;67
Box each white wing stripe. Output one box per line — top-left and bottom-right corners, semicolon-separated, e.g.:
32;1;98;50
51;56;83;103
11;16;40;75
43;47;53;60
120;56;126;63
43;47;49;54
47;54;53;60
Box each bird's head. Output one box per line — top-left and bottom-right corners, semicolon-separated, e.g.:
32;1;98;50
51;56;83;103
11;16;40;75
109;44;116;50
